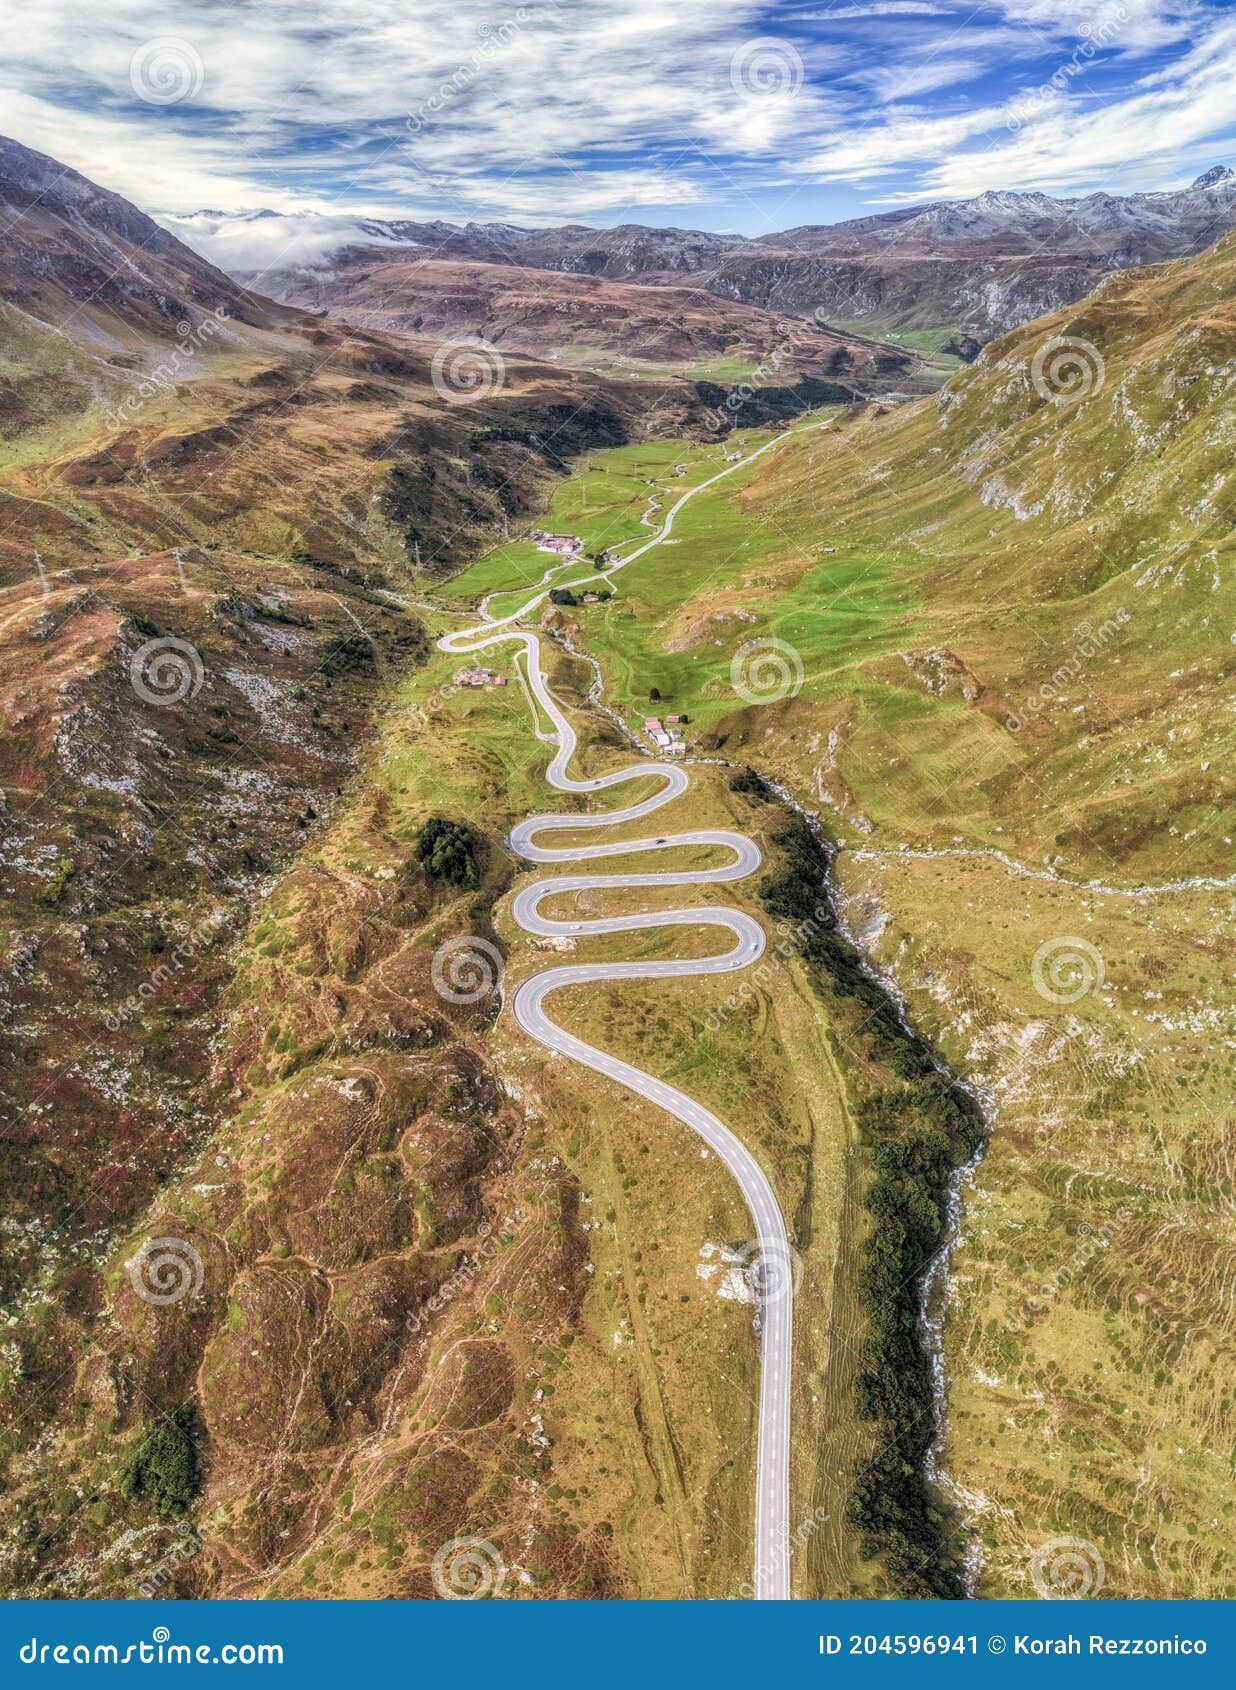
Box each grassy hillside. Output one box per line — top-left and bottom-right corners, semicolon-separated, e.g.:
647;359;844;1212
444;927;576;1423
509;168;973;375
0;148;880;1598
4;173;1234;1602
446;234;1236;1597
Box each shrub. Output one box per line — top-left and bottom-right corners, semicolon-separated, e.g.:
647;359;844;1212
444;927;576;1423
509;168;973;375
730;766;773;801
319;630;375;675
118;1406;201;1518
415;817;481;888
39;857;77;910
753;779;985;1598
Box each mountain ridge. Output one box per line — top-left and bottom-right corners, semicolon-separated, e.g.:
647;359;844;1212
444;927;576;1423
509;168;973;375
167;166;1236;345
0;135;284;339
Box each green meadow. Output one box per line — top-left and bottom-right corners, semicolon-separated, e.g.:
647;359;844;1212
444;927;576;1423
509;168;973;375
432;414;917;743
437;437;736;601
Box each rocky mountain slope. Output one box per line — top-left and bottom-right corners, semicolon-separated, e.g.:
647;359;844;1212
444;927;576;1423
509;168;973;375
760;171;1236;259
176;168;1236;346
0;137;284;344
236;252;908;387
0;140;891;1598
719;232;1236;1596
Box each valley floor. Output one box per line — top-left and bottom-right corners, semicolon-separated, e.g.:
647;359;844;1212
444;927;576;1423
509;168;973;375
5;384;1230;1601
411;407;1235;1600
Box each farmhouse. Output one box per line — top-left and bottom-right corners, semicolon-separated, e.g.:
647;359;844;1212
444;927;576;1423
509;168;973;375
454;667;507;689
531;531;583;555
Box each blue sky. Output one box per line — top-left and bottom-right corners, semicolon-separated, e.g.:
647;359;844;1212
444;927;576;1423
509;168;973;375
1;0;1234;234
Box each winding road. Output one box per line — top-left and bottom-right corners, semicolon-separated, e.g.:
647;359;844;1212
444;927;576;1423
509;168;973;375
438;439;795;1599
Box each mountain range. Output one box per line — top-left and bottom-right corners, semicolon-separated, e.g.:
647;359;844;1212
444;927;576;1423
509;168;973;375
1;130;1233;1604
0;132;910;449
170;167;1236;346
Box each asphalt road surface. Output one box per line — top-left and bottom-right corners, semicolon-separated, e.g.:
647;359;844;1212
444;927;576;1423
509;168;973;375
439;442;793;1599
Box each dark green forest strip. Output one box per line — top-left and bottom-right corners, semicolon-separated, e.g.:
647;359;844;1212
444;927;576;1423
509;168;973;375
732;768;985;1599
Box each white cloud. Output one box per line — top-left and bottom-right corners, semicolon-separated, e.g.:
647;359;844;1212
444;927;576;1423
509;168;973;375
0;88;307;212
861;55;986;101
0;0;1232;228
874;15;1236;197
802;4;948;15
156;210;399;273
0;0;808;214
